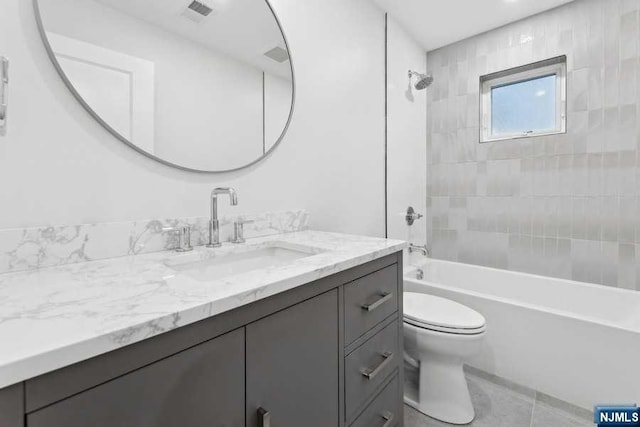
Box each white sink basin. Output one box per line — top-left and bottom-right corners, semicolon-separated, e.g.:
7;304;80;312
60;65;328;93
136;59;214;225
165;243;323;281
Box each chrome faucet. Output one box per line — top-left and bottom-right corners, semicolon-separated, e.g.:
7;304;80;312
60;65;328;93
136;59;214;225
207;187;238;248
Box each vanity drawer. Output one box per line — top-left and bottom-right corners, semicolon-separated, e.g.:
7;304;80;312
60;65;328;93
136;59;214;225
345;320;399;421
350;375;400;427
344;264;398;345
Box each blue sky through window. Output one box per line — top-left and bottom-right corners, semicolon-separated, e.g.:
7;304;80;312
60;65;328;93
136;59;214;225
491;75;556;135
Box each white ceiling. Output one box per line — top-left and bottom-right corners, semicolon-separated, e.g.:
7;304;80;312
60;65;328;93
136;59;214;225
96;0;291;79
373;0;575;51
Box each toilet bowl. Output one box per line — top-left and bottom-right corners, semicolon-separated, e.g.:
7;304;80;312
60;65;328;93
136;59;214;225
403;292;486;425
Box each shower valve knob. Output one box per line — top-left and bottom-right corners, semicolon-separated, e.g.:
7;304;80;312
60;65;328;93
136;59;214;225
405;206;424;226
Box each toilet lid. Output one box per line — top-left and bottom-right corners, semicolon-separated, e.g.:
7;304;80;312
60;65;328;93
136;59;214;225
403;292;486;332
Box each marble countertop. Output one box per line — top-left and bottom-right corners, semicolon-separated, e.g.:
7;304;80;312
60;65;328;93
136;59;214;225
0;230;407;389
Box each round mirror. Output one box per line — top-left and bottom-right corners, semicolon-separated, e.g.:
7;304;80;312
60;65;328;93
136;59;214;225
34;0;294;172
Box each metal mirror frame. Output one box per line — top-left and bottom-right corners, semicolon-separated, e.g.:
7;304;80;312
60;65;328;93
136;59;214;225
33;0;295;173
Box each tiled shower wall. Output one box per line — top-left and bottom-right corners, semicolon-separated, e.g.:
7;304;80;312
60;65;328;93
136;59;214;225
426;0;640;289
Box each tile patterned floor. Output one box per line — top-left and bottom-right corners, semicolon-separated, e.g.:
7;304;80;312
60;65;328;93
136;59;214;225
404;370;593;427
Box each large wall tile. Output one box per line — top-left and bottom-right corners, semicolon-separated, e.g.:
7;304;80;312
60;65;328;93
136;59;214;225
427;0;640;290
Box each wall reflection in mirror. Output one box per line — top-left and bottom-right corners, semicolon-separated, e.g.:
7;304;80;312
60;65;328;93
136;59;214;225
35;0;294;172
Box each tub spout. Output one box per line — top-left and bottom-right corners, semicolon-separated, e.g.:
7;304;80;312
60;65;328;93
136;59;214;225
409;244;431;258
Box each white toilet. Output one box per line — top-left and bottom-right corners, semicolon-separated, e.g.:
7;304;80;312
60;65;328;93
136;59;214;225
403;292;486;425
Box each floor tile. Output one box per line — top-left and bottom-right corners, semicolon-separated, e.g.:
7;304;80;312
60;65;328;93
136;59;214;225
404;404;448;427
530;402;593;427
403;373;535;427
535;392;593;421
464;365;536;399
465;375;534;427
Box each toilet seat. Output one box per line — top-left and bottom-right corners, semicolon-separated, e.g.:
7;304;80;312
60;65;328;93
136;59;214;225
404;318;486;335
404;292;486;335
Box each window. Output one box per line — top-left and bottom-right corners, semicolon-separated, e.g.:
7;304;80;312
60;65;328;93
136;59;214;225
480;56;567;143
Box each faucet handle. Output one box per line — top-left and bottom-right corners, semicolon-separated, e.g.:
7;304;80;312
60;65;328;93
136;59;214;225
231;219;253;244
163;226;194;252
405;206;424;226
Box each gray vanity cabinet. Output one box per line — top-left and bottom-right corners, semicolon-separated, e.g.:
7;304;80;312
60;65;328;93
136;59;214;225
27;328;245;427
246;289;339;427
0;384;23;427
0;252;403;427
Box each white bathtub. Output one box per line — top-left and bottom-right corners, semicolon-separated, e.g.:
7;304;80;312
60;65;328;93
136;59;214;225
404;258;640;410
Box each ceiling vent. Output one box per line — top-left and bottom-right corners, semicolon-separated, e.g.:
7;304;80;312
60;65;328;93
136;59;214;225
264;46;289;63
182;0;215;23
188;0;213;16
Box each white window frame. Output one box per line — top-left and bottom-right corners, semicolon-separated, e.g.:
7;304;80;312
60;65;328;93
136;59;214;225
480;56;567;143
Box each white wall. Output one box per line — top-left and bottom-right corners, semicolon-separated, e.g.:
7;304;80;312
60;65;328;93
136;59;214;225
386;15;427;247
0;0;386;237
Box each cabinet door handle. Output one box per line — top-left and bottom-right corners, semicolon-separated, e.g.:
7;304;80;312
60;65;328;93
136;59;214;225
381;410;394;427
361;351;394;380
362;292;393;312
258;407;271;427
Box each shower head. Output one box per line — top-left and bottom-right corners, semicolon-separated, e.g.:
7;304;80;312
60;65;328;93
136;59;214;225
408;70;434;90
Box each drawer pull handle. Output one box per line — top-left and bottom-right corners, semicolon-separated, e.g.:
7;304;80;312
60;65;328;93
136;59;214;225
362;292;393;312
258;407;271;427
381;411;395;427
362;351;394;380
